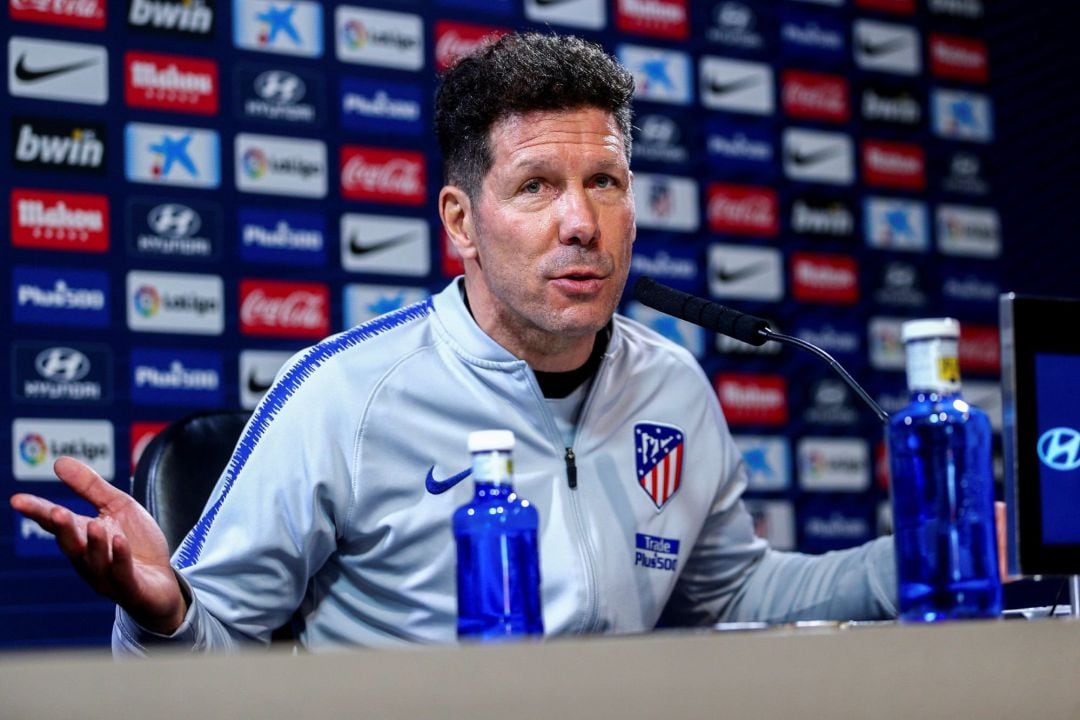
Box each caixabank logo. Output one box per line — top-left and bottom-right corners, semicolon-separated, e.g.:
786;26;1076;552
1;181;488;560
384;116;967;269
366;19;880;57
932;89;993;142
233;0;323;57
125;122;221;188
11;188;109;252
863;196;929;252
126;270;224;335
12;116;106;176
13;341;112;405
127;197;221;261
617;44;692;106
342;283;426;328
130;347;224;406
239;207;326;266
124;51;219;115
12;265;110;328
128;0;215;38
10;0;106;29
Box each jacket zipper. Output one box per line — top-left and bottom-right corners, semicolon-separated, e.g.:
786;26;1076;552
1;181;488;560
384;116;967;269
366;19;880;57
565;447;577;489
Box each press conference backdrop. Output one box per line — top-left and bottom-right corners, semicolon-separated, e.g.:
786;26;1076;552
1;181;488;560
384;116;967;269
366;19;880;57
1;0;1072;648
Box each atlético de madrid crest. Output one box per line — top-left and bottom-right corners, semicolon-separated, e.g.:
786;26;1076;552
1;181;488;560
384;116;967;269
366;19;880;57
634;422;685;510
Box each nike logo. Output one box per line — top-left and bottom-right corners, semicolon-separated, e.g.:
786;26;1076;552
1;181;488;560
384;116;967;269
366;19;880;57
714;261;771;284
14;54;99;83
348;232;415;257
425;466;472;495
707;74;762;97
786;145;845;167
246;372;273;395
857;36;910;58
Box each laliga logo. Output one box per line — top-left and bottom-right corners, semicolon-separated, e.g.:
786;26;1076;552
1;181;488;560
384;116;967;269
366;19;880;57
1037;427;1080;472
20;433;47;466
243;148;269;179
134;285;161;317
343;19;368;49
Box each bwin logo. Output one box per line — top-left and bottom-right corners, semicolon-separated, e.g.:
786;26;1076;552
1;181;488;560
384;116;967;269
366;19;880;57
35;347;90;382
1037;427;1080;472
149;204;200;238
255;70;304;104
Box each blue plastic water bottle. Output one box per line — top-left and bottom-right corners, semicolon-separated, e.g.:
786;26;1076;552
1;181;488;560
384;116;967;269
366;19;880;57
888;318;1002;621
453;430;544;640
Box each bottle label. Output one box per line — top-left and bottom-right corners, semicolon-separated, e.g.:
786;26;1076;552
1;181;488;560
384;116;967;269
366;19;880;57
472;452;512;484
905;337;961;393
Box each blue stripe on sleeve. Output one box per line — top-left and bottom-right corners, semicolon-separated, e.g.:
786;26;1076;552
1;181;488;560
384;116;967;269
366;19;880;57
175;298;434;569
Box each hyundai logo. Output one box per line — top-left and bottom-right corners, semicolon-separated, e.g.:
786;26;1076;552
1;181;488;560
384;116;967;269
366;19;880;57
148;203;200;238
35;347;90;382
1037;427;1080;471
255;70;305;104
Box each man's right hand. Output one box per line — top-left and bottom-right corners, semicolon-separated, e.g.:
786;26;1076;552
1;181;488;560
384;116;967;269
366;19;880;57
10;456;188;635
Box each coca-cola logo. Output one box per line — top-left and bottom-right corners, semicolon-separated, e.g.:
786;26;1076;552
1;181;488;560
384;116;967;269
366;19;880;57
240;281;329;339
707;184;778;236
434;21;508;71
340;146;426;205
781;71;849;122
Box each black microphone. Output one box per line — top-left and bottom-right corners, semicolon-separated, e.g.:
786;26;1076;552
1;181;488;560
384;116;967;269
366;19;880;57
632;276;889;425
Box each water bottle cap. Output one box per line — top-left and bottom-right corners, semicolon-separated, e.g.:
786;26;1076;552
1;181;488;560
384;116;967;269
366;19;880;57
468;429;515;453
901;318;960;343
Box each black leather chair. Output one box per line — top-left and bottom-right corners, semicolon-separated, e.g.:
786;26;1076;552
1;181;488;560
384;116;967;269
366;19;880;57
131;409;251;552
131;409;299;644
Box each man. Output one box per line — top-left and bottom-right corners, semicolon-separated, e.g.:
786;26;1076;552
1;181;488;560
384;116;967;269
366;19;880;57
11;33;897;654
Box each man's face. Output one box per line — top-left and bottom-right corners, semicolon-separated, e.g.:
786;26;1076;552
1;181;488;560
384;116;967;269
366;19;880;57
452;107;636;368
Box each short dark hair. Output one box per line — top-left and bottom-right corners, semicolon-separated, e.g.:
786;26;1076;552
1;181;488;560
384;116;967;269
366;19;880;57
435;32;635;199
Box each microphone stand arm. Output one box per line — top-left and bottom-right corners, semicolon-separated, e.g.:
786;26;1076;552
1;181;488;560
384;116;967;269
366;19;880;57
760;328;890;426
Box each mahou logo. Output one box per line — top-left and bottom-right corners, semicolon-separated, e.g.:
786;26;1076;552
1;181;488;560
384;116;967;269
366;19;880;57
715;373;788;426
781;70;849;123
240;279;329;338
707;183;778;236
124;51;219;115
861;140;925;190
616;0;689;40
855;0;915;13
9;0;106;29
791;252;859;304
340;146;426;206
434;21;508;72
11;189;109;252
929;33;989;84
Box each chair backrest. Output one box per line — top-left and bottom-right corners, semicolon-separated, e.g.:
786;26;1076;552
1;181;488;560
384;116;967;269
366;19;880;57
132;410;251;553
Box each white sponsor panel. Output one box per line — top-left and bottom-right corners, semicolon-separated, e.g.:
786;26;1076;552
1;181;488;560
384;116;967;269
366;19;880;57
340;213;430;276
932;88;994;142
524;0;605;29
936;204;1001;258
734;435;791;491
13;418;113;480
335;6;423;70
708;244;783;301
239;349;294;410
126;270;224;335
125;123;220;188
700;56;773;115
783;128;854;185
864;196;929;252
617;44;692;105
744;499;796;551
234;133;327;198
343;284;428;329
8;36;108;105
233;0;323;57
854;20;921;76
798;437;870;491
868;316;907;370
624;301;705;359
928;0;983;18
633;173;699;232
